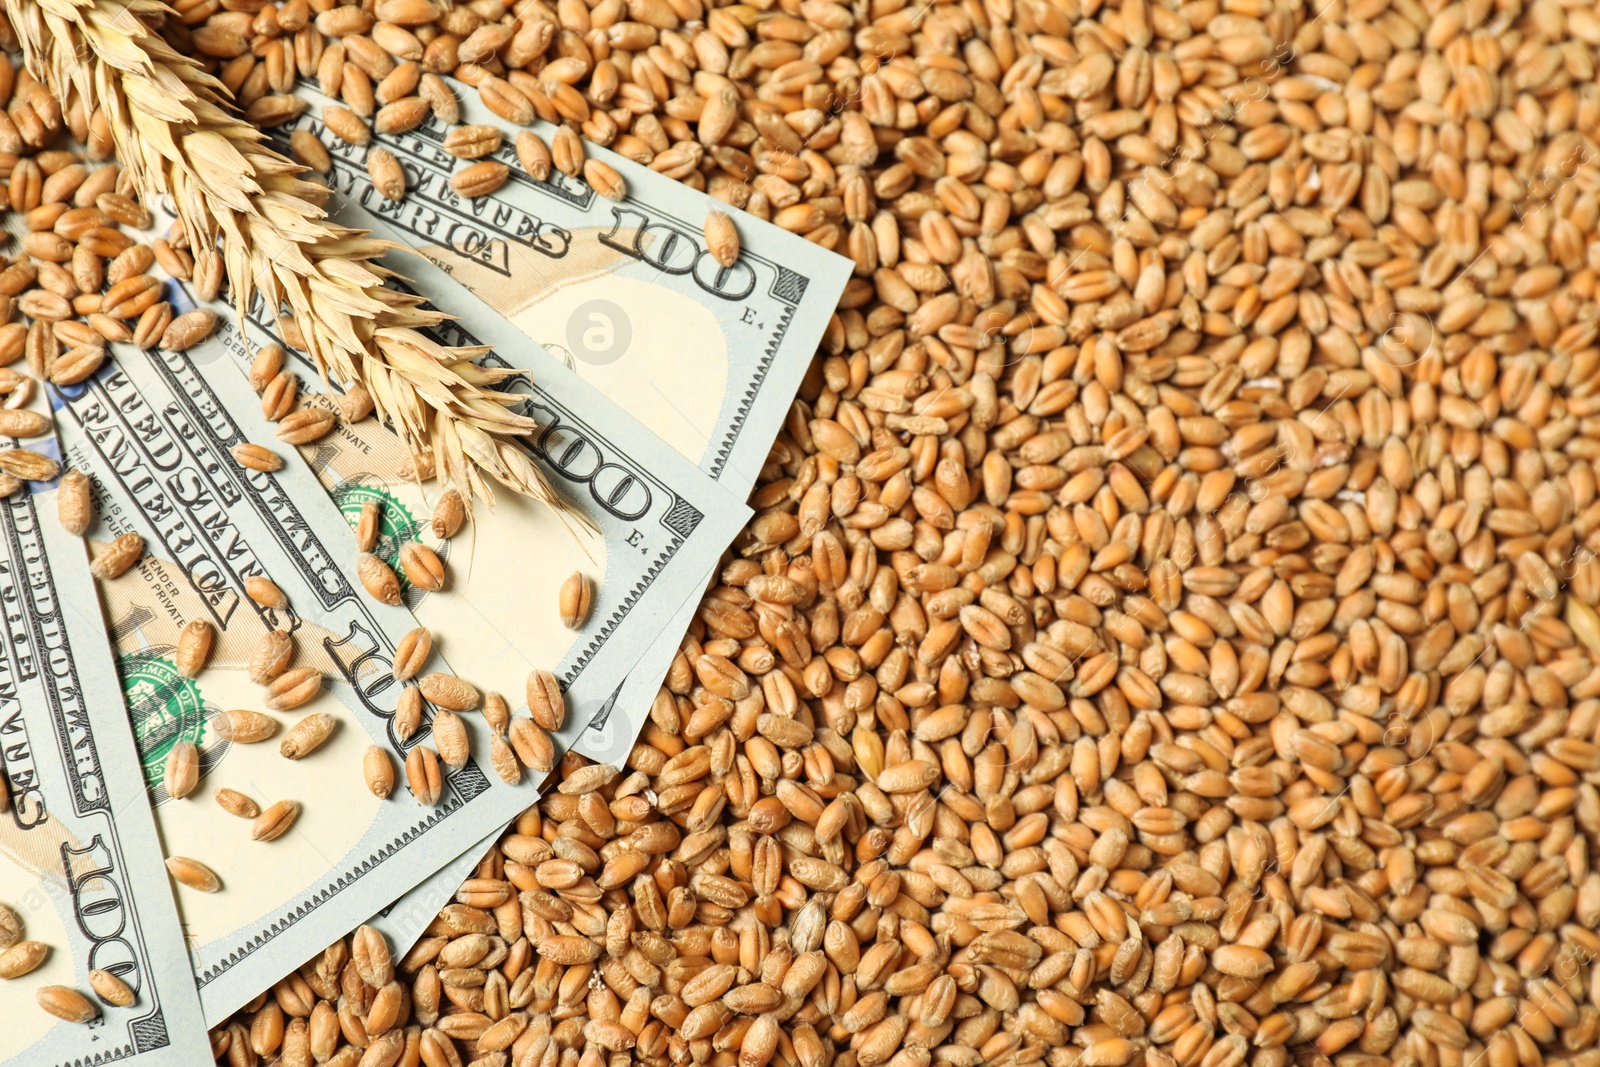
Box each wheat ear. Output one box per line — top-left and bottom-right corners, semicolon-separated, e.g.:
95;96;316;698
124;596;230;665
4;0;560;512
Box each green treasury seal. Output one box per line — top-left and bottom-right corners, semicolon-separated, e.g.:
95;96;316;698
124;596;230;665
119;650;208;792
332;482;426;594
328;476;448;601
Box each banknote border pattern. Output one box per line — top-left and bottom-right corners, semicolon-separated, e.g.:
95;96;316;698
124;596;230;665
708;295;795;483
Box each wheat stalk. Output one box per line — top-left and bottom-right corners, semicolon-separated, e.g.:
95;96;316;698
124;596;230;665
4;0;561;513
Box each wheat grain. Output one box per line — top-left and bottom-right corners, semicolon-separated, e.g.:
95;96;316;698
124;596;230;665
0;940;47;978
418;671;478;711
430;707;469;770
441;124;500;160
549;125;582;179
398;541;444;592
354;499;380;552
214;787;260;818
367;146;404;201
556;571;590;630
88;530;141;580
243;574;287;610
158;307;217;351
247;343;283;392
258;370;295;420
0;446;57;481
86;968;134;1007
246;629;294;685
363;745;395;799
450;160;508;198
488;732;519;785
513;131;550;182
130;302;170;349
505;716;552;774
264;666;321;711
582;159;624;202
251;799;300;842
174;618;212;677
279;712;335;759
274;408;336;444
320;103;368;146
334;380;374;422
230;442;282;472
0;406;47;437
391;626;430;682
0;904;20;950
162;741;199;799
356;551;401;605
703;210;739;269
404;745;441;806
374;97;428;137
427;490;464;541
36;985;97;1023
481;691;509;735
165;856;220;893
288;128;330;173
523;668;564;732
209;713;278;748
394;685;422;742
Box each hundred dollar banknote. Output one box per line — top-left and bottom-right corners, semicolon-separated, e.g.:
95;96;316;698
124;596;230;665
50;333;533;1023
52;307;619;1023
280;93;852;768
187;255;751;950
0;398;211;1064
194;267;751;755
289;83;852;490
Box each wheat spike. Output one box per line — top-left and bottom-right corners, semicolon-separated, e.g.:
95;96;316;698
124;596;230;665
4;0;560;513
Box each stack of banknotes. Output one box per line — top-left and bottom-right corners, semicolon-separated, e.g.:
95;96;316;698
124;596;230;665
4;83;849;1065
